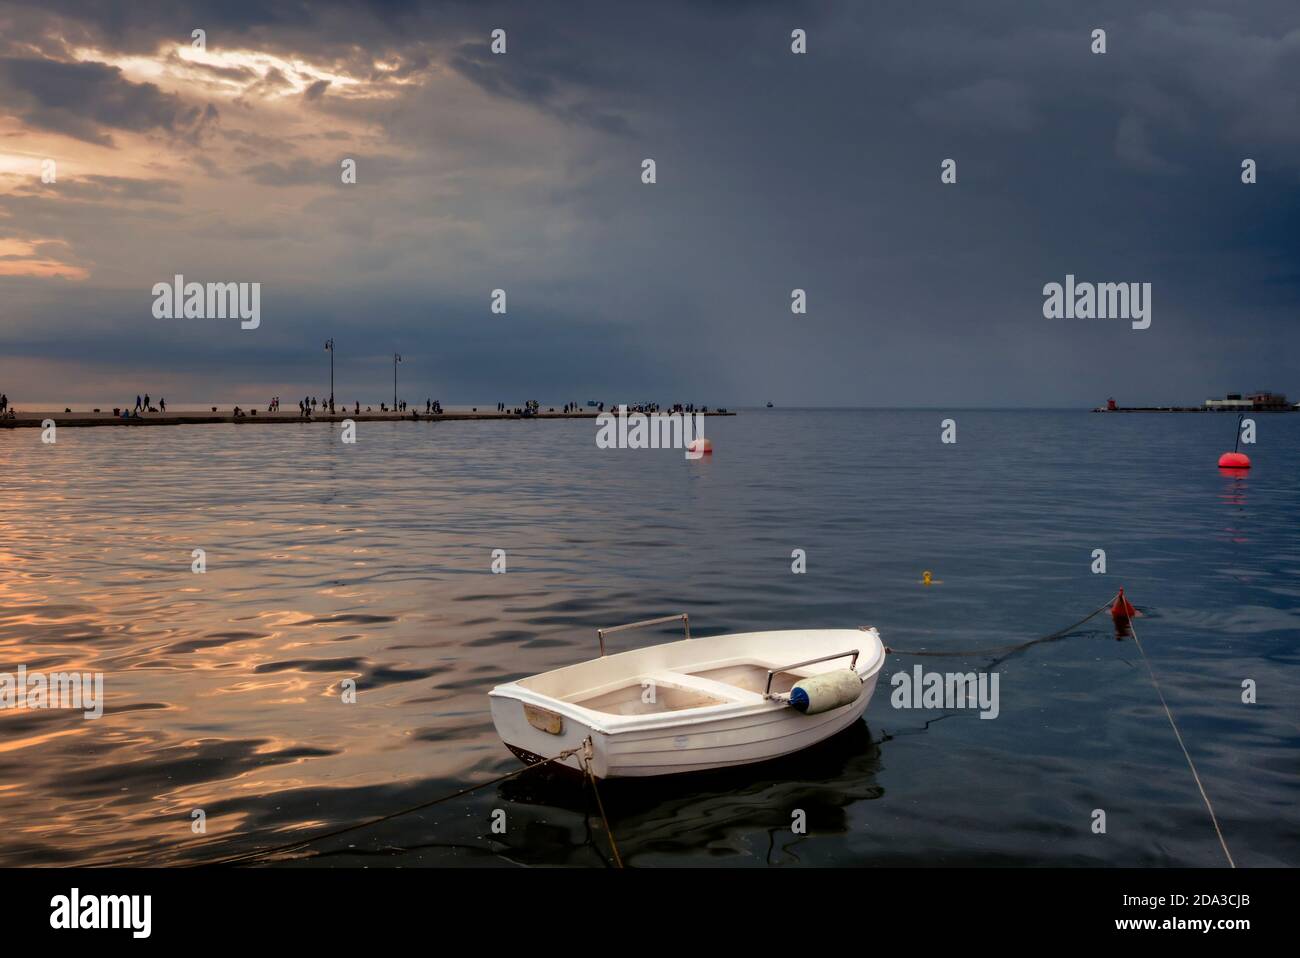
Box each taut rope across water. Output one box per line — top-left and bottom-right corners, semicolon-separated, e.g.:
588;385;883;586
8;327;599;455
885;589;1236;867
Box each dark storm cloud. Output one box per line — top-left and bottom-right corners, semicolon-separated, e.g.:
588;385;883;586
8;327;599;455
1;0;1298;406
0;281;658;406
0;56;216;145
915;79;1036;134
448;40;635;136
10;0;435;63
11;0;353;55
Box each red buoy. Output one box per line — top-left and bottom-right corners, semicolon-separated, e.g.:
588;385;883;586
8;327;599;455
1111;587;1138;621
1219;414;1251;469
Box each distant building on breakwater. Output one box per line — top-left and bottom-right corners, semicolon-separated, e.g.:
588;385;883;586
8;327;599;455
1203;391;1291;411
1095;391;1297;412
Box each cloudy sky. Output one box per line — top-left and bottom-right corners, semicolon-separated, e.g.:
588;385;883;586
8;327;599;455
1;0;1297;407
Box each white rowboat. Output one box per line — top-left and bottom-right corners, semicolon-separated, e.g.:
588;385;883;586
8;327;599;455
489;614;885;778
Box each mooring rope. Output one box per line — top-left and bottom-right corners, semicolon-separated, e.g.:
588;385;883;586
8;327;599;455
1127;614;1236;867
882;593;1119;658
193;743;589;867
884;589;1236;867
581;754;624;868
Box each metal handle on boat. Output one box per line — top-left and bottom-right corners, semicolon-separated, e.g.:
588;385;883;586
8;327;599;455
764;649;859;697
596;613;690;656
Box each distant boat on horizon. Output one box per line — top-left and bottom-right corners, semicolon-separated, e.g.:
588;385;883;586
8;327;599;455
766;401;774;408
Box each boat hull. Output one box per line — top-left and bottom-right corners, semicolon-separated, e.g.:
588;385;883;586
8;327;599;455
489;628;885;778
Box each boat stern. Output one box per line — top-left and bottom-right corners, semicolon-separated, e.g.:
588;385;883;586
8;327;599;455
488;684;604;777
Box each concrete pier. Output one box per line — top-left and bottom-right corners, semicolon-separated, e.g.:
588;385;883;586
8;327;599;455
0;408;736;429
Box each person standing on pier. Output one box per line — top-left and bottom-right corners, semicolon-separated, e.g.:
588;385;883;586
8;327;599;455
0;394;7;413
160;398;166;413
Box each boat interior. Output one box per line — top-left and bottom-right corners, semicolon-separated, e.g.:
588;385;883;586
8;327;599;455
567;664;805;716
505;626;876;718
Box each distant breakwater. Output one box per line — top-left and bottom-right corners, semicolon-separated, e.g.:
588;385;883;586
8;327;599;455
0;409;736;429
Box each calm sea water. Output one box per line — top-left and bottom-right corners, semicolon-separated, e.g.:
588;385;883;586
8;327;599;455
1;410;1296;867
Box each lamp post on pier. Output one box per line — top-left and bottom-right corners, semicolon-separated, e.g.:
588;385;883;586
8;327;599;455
324;339;335;411
393;353;401;411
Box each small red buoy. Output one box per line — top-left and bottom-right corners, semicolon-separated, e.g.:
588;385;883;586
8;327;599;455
1218;414;1252;469
1111;587;1138;621
685;437;712;458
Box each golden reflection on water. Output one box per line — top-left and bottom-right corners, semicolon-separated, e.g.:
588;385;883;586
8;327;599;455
0;423;613;865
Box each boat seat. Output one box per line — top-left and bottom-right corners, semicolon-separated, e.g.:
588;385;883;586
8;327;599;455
642;670;767;706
